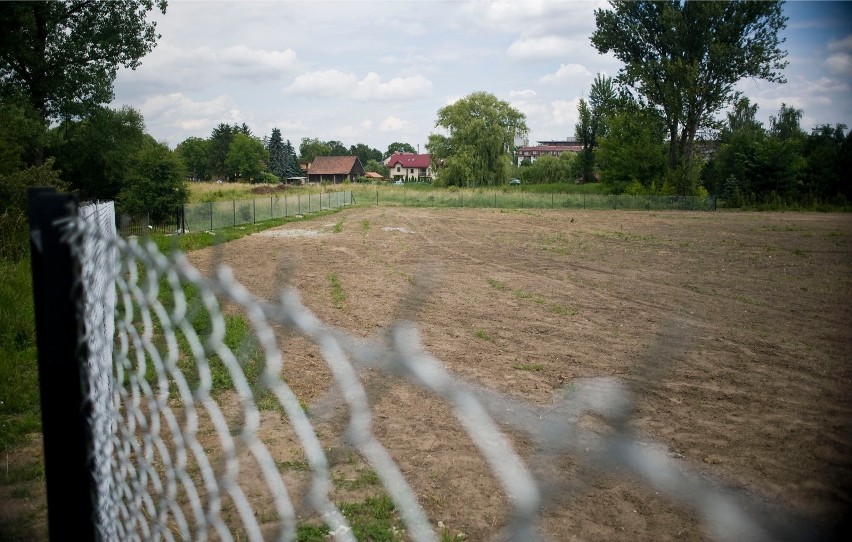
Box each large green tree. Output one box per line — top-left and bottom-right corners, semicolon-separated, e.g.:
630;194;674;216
349;143;382;166
299;137;331;164
591;0;788;182
118;141;188;220
428;91;528;187
0;0;166;125
384;142;416;159
208;123;235;179
176;136;211;181
226;132;267;181
47;105;151;200
596;104;668;193
575;74;620;183
267;128;287;179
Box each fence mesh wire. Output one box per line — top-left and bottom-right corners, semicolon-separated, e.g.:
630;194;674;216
63;202;815;541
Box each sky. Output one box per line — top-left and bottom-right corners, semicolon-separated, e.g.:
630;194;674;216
111;0;852;153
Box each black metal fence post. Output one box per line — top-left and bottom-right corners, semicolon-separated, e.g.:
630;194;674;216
27;187;99;542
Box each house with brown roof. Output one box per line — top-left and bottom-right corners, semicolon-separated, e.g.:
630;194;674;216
385;153;433;182
307;156;365;184
516;138;583;166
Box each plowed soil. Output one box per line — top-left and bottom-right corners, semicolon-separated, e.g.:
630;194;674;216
182;207;852;541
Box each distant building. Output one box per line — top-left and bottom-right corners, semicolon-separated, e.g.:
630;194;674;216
364;171;385;181
385;153;433;182
515;138;583;166
307;156;365;184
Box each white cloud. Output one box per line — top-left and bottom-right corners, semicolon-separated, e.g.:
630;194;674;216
124;42;298;90
540;63;592;83
352;73;433;102
135;93;243;144
360;119;373;130
282;70;358;98
218;45;298;75
283;71;433;102
379;116;407;132
824;53;852;75
510;89;537;98
506;36;586;60
460;0;602;36
828;35;852;52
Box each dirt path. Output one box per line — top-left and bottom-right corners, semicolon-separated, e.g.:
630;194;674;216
185;207;851;540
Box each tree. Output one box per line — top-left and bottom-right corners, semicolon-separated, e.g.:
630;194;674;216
596;104;667;193
299;137;331;164
427;91;528;187
118;141;188;220
384;142;416;159
47;105;150;200
176;136;211;181
267;128;287;179
803;124;850;201
226;132;267;181
364;159;389;178
282;139;301;178
575;74;621;183
350;143;382;166
591;1;788;185
209;123;235;179
326;140;348;156
0;1;166;125
575;99;596;183
518;153;576;184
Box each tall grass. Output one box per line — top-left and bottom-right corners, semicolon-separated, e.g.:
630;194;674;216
0;257;40;451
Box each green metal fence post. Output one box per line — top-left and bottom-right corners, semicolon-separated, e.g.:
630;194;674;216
210;201;213;230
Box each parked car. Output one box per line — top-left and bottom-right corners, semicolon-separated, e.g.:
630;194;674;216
394;179;404;185
509;178;521;185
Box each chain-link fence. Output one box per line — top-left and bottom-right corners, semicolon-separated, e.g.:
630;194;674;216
182;192;353;233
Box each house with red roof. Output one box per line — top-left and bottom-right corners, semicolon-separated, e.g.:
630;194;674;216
307;156;365;184
385;153;433;182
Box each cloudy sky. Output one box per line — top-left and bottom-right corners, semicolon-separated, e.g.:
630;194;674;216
112;0;852;153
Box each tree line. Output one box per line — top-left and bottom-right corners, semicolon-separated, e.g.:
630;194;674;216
430;1;850;206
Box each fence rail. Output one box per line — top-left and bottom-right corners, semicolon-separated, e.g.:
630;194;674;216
117;191;353;236
353;189;717;211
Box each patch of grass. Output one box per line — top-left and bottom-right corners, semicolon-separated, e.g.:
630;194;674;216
339;494;405;541
549;304;577;316
0;460;44;484
513;363;543;372
333;220;344;233
0;258;41;451
297;523;330;541
327;273;347;309
487;277;509;291
277;459;310;472
335;468;381;490
791;248;806;256
590;229;657;243
361;219;370;233
513;289;544;303
473;328;491;341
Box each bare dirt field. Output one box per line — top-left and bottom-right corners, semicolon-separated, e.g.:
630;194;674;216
182;206;852;541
